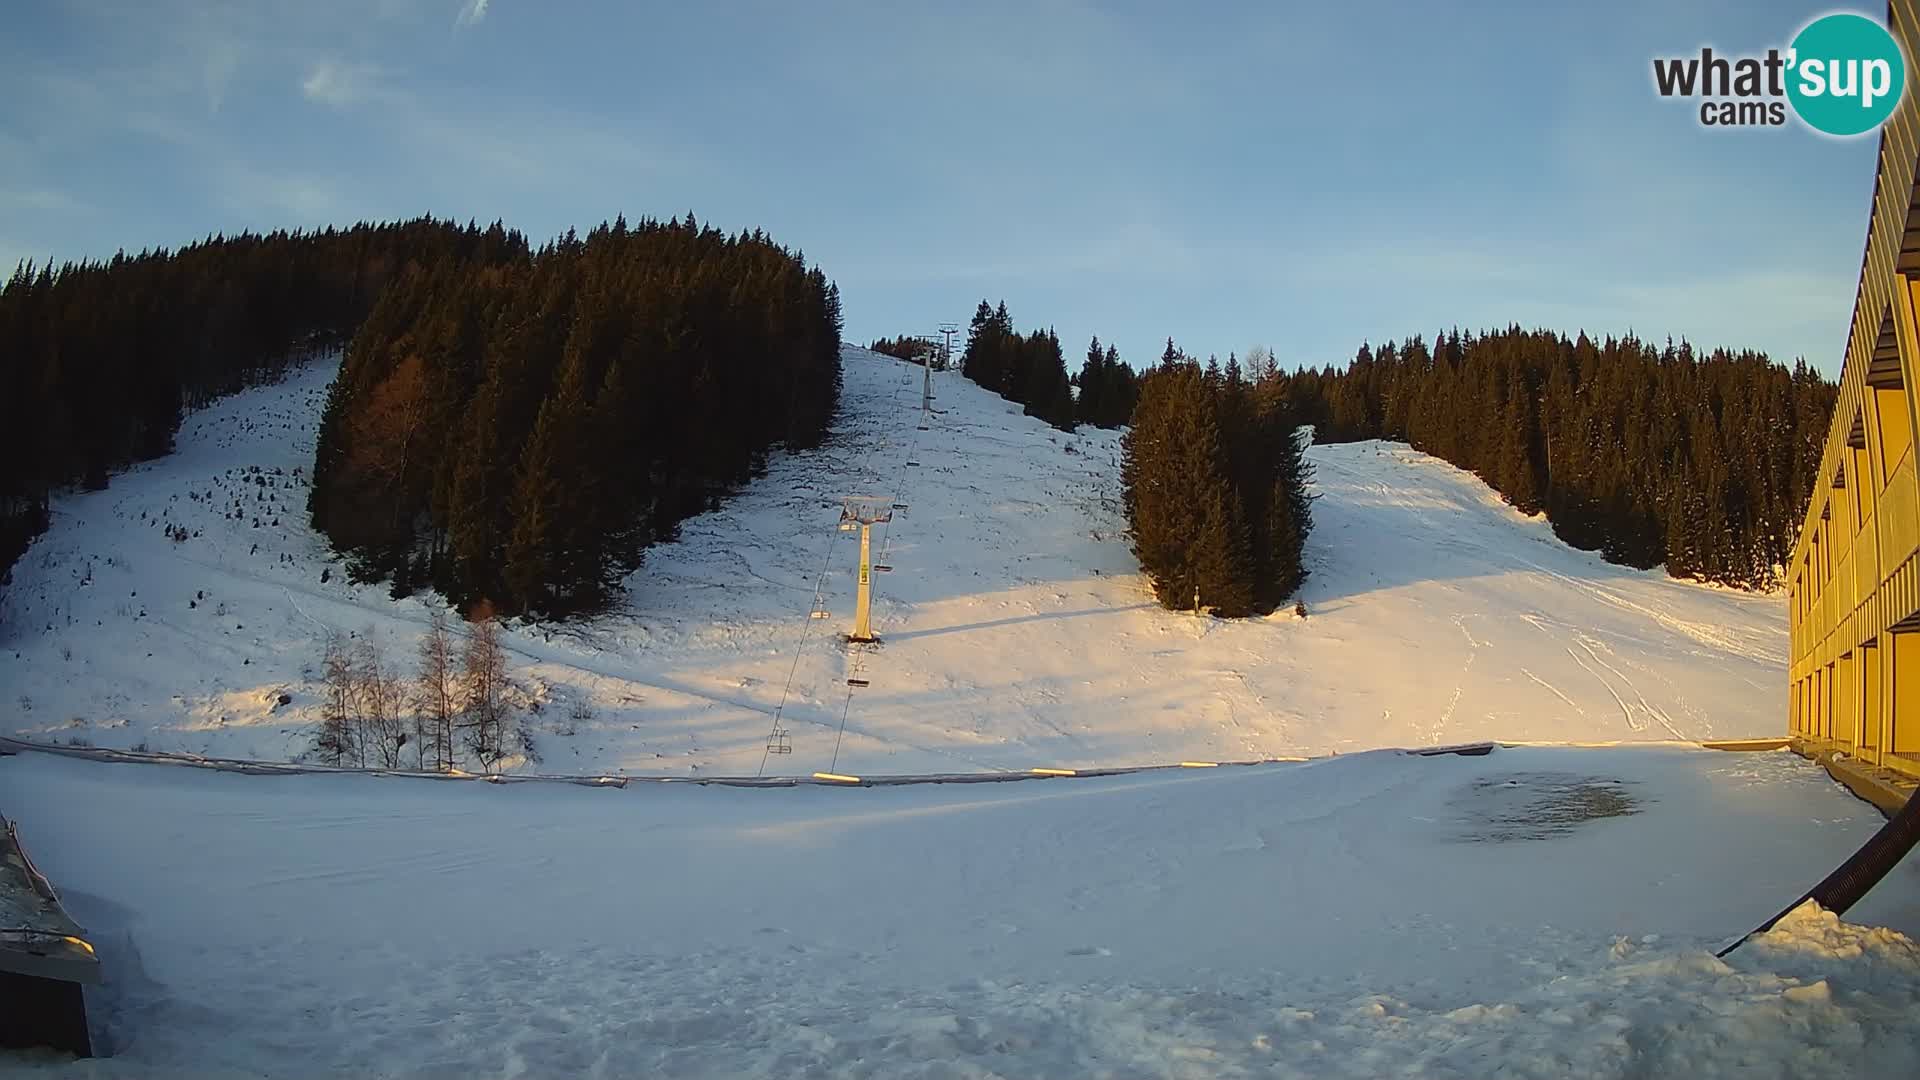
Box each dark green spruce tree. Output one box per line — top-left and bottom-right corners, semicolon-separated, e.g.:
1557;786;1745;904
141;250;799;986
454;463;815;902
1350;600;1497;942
1123;346;1311;617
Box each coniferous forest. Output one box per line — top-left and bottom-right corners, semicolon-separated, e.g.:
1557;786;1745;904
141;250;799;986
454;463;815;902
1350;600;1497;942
867;335;942;366
1074;335;1140;429
0;215;843;619
1276;328;1837;588
2;223;1833;616
1123;343;1313;616
0;218;523;590
959;300;1077;431
308;216;843;618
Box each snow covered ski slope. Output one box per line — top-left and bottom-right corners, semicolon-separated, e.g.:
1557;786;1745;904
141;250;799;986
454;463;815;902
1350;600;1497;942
0;347;1786;775
3;348;1914;1079
3;744;1918;1077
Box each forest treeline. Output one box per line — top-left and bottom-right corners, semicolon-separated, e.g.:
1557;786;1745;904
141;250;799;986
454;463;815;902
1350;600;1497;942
868;335;944;366
959;301;1077;430
958;300;1140;430
1275;328;1837;587
0;218;524;588
1124;344;1314;616
956;304;1300;614
308;215;843;617
1;214;843;619
1074;334;1140;429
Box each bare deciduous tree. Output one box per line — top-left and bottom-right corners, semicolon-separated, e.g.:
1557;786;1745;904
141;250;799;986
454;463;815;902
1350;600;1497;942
460;605;509;773
1244;344;1277;385
355;627;408;769
415;610;458;771
316;630;358;765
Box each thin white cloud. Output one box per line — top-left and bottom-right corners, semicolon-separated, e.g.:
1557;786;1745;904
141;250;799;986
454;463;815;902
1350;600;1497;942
301;60;374;107
455;0;489;28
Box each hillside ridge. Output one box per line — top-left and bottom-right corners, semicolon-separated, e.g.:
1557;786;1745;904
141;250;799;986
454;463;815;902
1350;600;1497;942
0;347;1786;774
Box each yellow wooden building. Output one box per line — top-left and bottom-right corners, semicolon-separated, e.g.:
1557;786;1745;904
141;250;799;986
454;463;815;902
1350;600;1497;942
1787;1;1920;780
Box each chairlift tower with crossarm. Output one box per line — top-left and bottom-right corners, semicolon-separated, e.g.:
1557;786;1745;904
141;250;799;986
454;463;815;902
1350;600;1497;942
838;496;894;643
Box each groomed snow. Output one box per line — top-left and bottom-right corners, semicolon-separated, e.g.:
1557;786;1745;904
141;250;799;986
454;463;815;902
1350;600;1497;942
2;744;1917;1077
0;347;1788;776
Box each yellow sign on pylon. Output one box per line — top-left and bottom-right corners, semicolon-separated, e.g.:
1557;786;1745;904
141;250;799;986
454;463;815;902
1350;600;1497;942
839;497;892;643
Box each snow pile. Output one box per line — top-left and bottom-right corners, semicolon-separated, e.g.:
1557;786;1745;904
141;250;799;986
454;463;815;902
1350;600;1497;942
2;347;1786;774
1;743;1917;1077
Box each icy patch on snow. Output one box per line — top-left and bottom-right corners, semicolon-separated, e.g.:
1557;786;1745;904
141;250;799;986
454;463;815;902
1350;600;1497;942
1448;771;1643;842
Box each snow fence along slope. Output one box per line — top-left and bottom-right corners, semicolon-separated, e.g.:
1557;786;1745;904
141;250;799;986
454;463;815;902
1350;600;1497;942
2;744;1918;1077
0;347;1787;775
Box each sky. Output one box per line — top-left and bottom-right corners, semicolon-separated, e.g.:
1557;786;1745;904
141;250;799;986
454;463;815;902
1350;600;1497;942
0;1;1885;375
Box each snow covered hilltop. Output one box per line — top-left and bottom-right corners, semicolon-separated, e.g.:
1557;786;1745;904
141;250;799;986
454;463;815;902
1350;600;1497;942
3;346;1786;774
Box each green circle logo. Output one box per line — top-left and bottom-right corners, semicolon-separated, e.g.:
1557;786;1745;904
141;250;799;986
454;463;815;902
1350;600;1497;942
1787;13;1906;136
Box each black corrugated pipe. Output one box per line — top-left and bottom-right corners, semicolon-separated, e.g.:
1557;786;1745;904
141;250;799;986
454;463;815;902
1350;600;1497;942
1718;788;1920;957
